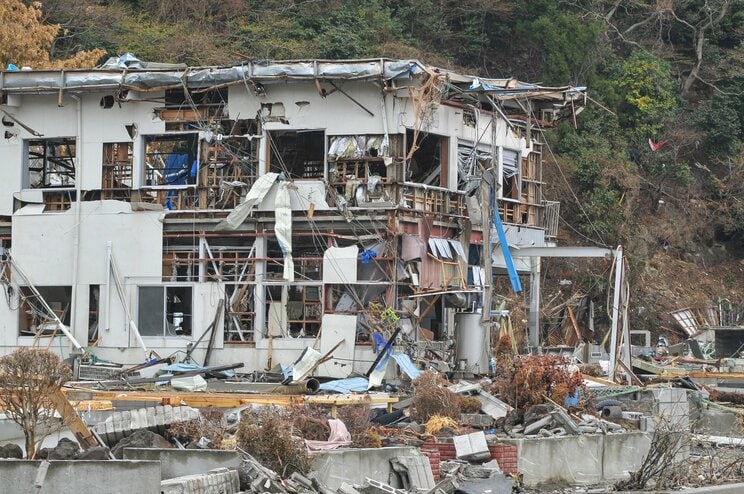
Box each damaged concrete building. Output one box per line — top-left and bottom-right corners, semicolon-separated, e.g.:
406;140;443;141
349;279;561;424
0;58;585;373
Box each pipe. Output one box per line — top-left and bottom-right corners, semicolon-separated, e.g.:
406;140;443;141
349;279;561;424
70;94;83;351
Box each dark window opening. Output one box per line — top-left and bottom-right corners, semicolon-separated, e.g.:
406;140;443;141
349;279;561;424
18;286;72;336
89;285;100;344
138;286;192;337
268;130;325;179
406;129;448;186
26;138;76;188
144;134;198;186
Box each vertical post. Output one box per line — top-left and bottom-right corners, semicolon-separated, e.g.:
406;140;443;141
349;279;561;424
608;245;624;381
105;241;112;332
198;236;206;283
253;235;266;342
528;256;541;350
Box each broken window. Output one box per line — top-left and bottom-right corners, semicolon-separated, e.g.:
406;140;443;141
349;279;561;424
143;134;199;187
268;130;325;179
224;283;255;343
406;129;449;187
155;88;227;131
102;142;133;199
457;143;492;195
18;286;72;336
202;136;259;209
25;138;76;188
137;285;192;337
265;284;322;338
501;148;520;200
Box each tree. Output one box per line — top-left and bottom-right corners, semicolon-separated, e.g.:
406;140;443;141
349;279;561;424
0;0;104;69
0;348;72;459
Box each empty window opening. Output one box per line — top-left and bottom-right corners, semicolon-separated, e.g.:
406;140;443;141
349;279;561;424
265;284;321;339
138;286;193;337
406;129;448;186
502;148;520;201
156;88;228;129
18;286;72;336
102;142;133;198
144;134;198;186
268;130;325;179
26;138;76;188
224;283;255;343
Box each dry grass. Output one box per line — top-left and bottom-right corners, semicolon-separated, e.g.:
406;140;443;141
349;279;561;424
425;415;459;436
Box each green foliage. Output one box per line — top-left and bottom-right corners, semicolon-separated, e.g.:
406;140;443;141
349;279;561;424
518;3;602;85
611;51;679;138
694;92;743;154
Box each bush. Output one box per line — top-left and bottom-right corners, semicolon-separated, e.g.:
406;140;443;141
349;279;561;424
492;355;584;411
236;407;311;476
409;371;461;423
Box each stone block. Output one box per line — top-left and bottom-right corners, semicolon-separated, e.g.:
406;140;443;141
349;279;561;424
453;432;489;461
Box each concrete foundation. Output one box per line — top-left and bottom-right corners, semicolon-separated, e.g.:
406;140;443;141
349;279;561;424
123;447;241;480
311;446;433;491
0;460;160;493
502;432;652;487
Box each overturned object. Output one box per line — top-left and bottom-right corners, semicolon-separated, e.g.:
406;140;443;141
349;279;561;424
92;404;200;446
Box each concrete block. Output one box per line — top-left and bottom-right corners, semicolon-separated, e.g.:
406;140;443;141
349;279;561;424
337;482;362;494
453;432;489;461
459;414;494;427
361;478;406;494
524;415;552;435
160;467;240;494
551;410;580;434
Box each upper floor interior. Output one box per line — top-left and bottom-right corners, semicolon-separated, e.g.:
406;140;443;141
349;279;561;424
0;59;584;233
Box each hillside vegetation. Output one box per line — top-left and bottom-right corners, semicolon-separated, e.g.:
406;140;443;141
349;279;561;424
5;0;744;342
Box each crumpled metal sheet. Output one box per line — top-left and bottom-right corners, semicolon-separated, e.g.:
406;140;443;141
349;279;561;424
1;60;421;92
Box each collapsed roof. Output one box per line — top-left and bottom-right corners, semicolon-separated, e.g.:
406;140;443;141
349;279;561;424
0;58;586;122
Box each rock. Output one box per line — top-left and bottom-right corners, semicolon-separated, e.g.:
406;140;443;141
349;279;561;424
48;438;80;460
110;429;171;459
36;448;49;459
75;447;110;460
524;404;553;425
0;443;23;459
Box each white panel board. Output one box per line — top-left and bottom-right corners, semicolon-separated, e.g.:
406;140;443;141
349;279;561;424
323;246;358;284
317;314;357;378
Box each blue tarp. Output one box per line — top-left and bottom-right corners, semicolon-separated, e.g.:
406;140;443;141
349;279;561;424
392;352;421;380
318;377;370;394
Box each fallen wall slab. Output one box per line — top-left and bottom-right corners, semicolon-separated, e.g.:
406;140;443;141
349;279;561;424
123;447;241;480
502;432;651;487
311;446;432;491
0;459;160;494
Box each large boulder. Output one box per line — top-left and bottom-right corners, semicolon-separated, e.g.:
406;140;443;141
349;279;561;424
75;446;111;460
111;429;171;459
47;438;80;460
0;443;23;459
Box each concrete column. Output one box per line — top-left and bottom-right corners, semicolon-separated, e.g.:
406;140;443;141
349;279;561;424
528;257;541;350
253;236;266;342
